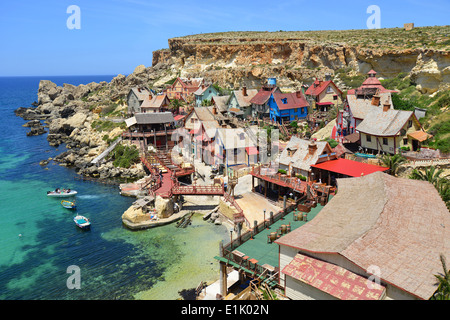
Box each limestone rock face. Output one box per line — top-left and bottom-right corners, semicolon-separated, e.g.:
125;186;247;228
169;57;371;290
122;206;148;224
410;53;450;94
155;196;174;218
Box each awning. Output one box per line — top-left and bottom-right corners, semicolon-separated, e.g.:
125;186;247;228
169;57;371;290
174;115;185;121
408;130;432;142
282;253;386;300
311;158;388;177
229;108;244;115
125;116;137;128
245;146;259;155
316;101;334;105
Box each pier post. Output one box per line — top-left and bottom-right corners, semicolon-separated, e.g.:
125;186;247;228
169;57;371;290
219;241;227;298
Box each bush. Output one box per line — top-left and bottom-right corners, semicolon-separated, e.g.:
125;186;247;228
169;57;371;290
278;169;287;174
325;138;338;148
109;144;140;168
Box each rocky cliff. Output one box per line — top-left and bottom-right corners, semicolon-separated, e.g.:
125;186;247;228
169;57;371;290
152;27;450;93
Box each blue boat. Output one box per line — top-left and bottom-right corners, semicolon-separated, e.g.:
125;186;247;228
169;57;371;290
61;200;76;209
355;152;376;159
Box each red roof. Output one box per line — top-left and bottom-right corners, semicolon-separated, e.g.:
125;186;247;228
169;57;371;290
250;87;277;105
282;253;386;300
310;158;388;177
174;115;185;121
305;80;342;97
273;91;309;110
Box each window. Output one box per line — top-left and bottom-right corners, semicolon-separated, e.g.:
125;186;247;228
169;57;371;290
408;120;412;128
333;95;338;100
403;138;408;145
383;138;388;145
326;86;334;93
366;135;371;142
294;108;297;113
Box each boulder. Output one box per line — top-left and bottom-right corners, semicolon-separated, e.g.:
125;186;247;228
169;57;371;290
155;196;174;218
65;112;87;129
122;206;148;224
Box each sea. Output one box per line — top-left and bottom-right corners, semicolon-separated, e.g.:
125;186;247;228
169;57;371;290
0;76;229;300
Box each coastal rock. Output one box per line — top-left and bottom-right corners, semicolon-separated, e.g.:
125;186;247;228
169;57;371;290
155;196;174;218
65;112;88;130
26;125;46;136
52;95;66;107
122;205;148;224
22;120;42;127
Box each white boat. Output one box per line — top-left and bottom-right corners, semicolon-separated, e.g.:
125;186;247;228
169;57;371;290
47;189;77;197
73;215;91;229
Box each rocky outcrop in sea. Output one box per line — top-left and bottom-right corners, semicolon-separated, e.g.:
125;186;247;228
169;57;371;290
15;76;147;181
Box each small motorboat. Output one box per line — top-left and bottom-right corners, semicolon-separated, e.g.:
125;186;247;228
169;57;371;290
73;215;90;229
61;200;76;209
47;189;77;197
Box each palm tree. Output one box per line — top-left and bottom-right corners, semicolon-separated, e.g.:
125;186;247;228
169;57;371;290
409;166;447;188
410;166;450;209
169;98;184;114
430;254;450;300
380;154;407;176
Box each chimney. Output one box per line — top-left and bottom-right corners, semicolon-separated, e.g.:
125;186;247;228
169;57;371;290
308;141;317;155
371;94;380;106
383;102;390;112
296;91;302;99
137;88;141;92
212;105;217;114
242;86;247;96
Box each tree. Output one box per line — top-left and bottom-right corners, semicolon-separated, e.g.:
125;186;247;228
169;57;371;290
430;254;450;300
380;154;407;176
170;98;184;114
409;166;450;209
409;166;447;188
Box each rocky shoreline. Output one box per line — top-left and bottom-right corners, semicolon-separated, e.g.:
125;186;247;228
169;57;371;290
15;76;148;181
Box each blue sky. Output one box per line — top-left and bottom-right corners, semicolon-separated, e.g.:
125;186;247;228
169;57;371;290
0;0;448;76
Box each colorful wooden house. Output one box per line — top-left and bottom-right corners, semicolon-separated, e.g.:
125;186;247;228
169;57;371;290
305;76;343;112
165;77;204;102
127;87;152;115
268;91;309;124
250;78;281;119
356;102;431;154
227;86;258;118
194;84;219;107
140;93;170;113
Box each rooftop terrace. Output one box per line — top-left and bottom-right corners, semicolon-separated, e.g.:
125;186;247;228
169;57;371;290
216;198;329;282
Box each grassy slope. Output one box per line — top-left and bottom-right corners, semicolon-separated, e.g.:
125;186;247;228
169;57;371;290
173;26;450;51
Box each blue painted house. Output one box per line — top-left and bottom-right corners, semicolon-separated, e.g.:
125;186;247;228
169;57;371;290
194;84;219;107
268;91;309;124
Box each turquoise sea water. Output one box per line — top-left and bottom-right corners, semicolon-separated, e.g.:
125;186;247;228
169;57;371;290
0;76;229;300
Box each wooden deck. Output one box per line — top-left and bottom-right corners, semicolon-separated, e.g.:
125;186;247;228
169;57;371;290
250;166;307;194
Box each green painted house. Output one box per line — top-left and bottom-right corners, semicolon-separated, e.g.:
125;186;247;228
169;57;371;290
194;84;219;107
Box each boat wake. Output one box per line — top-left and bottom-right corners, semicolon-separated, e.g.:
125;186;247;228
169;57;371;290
77;195;104;200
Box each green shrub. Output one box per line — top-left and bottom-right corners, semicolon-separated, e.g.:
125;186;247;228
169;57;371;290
325;138;338;148
278;169;287;174
109;144;140;168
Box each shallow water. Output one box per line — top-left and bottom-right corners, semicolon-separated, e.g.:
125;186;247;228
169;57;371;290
0;76;229;300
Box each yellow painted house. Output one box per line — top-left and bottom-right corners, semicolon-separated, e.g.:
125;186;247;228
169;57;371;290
356;103;431;154
305;77;343;112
